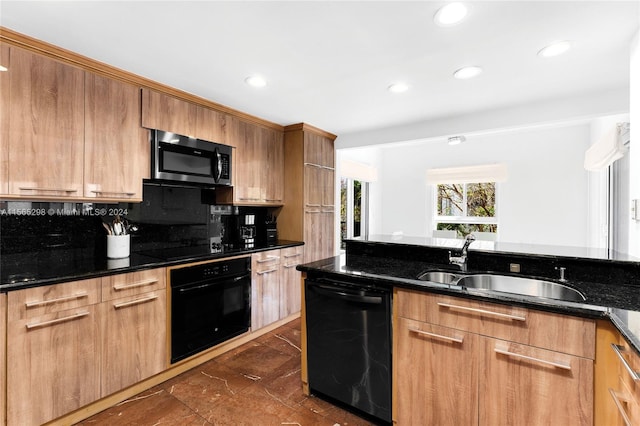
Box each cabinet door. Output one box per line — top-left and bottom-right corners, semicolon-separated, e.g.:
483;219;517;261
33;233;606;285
280;246;304;317
303;210;323;263
395;317;478;426
321;167;335;211
141;88;197;136
0;44;9;194
196;106;227;144
101;289;167;396
263;126;284;203
233;118;262;203
480;338;593;426
304;164;323;210
8;47;84;198
252;250;281;329
85;73;148;201
7;305;100;426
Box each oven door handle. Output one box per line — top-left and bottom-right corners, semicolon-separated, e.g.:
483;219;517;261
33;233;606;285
177;273;250;293
308;282;384;305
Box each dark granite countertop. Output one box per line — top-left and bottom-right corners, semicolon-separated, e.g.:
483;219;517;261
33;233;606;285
298;253;640;355
0;240;304;292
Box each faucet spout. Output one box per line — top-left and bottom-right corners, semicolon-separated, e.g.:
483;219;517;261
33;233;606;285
449;234;476;271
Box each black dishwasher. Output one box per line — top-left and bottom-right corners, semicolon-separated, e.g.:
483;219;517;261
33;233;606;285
305;276;392;424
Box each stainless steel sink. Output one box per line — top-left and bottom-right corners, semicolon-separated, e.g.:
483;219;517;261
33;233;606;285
416;270;464;285
456;274;586;302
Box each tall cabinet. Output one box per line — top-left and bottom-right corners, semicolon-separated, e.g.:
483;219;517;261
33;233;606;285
280;124;337;263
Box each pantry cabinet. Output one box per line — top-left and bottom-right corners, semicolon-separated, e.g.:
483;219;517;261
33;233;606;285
394;289;595;426
251;249;282;329
85;73;148;201
280;124;337;263
6;278;102;426
7;46;85;199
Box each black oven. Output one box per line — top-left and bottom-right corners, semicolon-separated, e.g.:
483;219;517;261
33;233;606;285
170;257;251;363
151;129;232;186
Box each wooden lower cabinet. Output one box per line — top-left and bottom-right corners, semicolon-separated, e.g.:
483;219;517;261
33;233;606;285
480;338;593;426
394;289;594;426
280;246;304;317
100;288;167;396
395;317;478;426
252;250;282;330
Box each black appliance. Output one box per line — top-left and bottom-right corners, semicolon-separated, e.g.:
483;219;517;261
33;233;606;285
170;257;251;363
151;129;232;186
305;276;392;424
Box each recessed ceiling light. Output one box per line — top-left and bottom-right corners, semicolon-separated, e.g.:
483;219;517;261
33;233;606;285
537;41;572;58
0;65;7;72
448;135;466;146
388;83;409;93
434;2;468;26
453;66;483;80
245;75;267;88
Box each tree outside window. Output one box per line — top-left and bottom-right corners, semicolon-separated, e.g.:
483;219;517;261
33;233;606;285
436;182;497;237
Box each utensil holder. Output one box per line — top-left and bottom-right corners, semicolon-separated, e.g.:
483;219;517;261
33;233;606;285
107;234;130;259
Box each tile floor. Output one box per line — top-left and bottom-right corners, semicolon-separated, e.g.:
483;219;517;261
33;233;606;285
77;318;375;425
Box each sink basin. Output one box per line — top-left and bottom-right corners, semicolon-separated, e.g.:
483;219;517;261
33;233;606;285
417;270;464;285
456;274;586;303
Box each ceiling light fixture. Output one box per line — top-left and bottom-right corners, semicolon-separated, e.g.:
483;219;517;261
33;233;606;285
434;2;468;26
447;135;466;146
537;40;572;58
0;65;7;72
453;66;483;79
245;75;267;88
388;83;409;93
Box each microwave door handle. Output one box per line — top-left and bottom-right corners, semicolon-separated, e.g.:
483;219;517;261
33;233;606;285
215;148;223;183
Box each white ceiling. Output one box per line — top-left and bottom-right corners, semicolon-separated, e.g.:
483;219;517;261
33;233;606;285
1;1;638;136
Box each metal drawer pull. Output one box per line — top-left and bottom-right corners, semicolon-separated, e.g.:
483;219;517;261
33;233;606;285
408;327;463;344
26;311;90;330
305;204;321;207
284;253;301;259
609;388;633;426
284;264;298;268
437;302;526;321
114;295;158;309
256;256;280;263
239;197;261;201
611;344;640;381
306;211;322;214
264;199;282;202
257;268;278;275
494;347;571;370
90;190;136;196
19;187;78;193
25;292;89;308
113;279;159;291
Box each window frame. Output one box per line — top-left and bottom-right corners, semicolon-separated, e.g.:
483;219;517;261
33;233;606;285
433;181;499;230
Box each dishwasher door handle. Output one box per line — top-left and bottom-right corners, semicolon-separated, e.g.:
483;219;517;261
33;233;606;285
308;282;384;305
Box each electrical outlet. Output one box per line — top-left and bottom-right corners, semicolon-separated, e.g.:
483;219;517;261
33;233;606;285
509;263;521;273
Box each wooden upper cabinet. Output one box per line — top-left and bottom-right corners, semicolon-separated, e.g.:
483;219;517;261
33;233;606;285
141;88;197;136
197;106;227;144
263;126;284;203
303;132;334;168
84;73;148;201
7;47;84;198
0;44;9;194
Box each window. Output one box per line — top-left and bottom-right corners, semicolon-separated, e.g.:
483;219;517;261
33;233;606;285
435;182;497;237
340;178;369;248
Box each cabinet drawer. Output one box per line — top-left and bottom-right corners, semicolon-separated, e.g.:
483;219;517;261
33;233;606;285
611;339;640;407
396;290;595;358
102;268;166;301
8;278;101;320
253;250;281;274
281;246;304;269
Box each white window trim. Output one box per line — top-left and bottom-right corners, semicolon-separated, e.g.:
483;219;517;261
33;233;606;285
432;182;499;231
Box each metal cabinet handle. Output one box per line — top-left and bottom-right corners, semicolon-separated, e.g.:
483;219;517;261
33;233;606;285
305;204;321;207
408;327;463;344
609;388;633;426
19;187;78;193
256;256;280;264
239;197;261;201
90;190;136;197
283;264;299;268
264;199;282;202
611;344;640;381
26;311;90;330
284;253;301;259
257;268;278;275
494;347;571;370
114;295;158;309
304;162;323;168
25;292;89;308
113;279;159;291
437;302;526;321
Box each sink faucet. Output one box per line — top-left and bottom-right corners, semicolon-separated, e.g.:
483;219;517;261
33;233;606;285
449;234;476;271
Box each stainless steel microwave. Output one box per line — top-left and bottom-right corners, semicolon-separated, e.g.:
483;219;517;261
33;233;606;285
151;129;232;186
